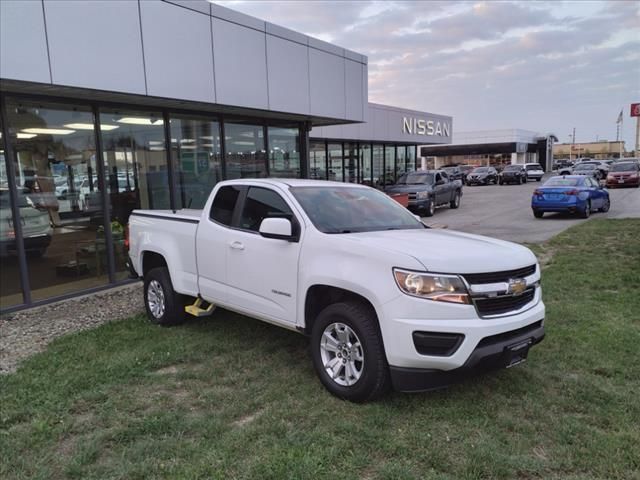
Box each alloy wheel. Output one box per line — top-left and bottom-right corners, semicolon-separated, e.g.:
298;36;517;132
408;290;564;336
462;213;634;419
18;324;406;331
147;280;166;319
319;322;364;387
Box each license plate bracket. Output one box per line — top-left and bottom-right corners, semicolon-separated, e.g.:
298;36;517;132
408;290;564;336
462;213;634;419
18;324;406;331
504;339;532;368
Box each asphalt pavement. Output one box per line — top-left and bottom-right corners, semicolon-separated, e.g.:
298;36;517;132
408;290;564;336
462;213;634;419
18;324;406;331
423;174;640;243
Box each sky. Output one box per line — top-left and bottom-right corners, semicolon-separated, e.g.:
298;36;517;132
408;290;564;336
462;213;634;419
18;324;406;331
217;0;640;148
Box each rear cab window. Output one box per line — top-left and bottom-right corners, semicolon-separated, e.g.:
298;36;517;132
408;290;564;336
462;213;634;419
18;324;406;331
210;185;242;226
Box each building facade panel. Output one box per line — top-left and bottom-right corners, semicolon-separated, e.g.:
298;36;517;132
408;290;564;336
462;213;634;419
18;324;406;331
140;0;215;103
211;17;269;109
44;0;147;94
345;59;364;121
266;35;310;115
0;0;51;84
309;49;347;120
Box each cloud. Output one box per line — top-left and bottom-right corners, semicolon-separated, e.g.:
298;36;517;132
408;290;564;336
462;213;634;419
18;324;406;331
216;1;640;147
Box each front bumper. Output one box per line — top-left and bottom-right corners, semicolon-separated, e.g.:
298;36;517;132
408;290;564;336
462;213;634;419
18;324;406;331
0;234;52;256
390;320;545;392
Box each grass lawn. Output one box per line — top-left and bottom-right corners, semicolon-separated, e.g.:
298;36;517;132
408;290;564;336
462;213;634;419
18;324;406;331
1;218;639;480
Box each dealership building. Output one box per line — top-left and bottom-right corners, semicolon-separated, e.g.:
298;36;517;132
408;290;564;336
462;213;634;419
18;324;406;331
0;0;451;312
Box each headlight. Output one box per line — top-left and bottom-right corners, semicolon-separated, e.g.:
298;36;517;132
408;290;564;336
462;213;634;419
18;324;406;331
416;191;429;199
393;269;470;304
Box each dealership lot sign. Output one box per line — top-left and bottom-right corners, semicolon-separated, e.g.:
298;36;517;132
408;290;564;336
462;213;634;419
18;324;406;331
403;117;451;137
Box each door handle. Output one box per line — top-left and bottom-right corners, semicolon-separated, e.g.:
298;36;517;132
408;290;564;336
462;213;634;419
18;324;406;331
229;241;245;250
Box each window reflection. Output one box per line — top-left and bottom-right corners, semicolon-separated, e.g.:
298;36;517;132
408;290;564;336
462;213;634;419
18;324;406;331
359;143;372;186
224;123;266;179
268;127;300;178
344;142;358;183
309;141;327;180
396;146;407;176
328;143;343;182
171;116;221;209
407;145;417;172
384;145;396;186
4;100;107;301
372;144;383;188
100;109;167;279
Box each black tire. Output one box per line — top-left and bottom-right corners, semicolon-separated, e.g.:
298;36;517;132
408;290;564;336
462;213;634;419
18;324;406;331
143;267;186;326
450;191;461;209
580;200;591;218
499;180;504;185
533;210;544;218
424;198;435;217
536;177;541;182
521;176;526;184
310;301;390;402
600;197;610;212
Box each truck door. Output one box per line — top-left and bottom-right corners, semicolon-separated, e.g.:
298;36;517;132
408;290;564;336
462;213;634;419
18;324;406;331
196;185;243;304
434;172;449;204
225;186;302;325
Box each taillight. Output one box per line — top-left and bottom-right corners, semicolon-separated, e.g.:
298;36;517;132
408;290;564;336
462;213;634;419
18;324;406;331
565;189;578;196
533;189;543;196
124;223;130;250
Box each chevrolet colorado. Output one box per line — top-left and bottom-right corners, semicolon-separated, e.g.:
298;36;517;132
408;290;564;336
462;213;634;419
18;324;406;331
385;170;463;216
129;179;545;402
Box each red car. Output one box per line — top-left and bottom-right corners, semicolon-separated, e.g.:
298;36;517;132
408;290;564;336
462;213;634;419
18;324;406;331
606;161;640;188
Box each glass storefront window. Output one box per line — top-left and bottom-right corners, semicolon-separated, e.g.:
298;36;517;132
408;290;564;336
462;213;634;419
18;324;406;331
100;108;167;279
344;142;358;183
359;143;372;186
170;116;221;209
384;145;396;186
1;115;25;309
224;123;266;179
372;144;384;189
407;145;417;172
268;127;300;178
327;143;343;182
309;141;327;180
396;146;407;175
5;99;108;301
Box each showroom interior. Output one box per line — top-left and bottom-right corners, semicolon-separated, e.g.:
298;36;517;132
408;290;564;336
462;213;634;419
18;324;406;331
0;0;451;312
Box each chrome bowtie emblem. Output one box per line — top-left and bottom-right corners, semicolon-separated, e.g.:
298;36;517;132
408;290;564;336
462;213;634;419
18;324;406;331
507;278;527;295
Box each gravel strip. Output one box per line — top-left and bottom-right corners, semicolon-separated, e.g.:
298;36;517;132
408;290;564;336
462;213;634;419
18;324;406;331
0;283;144;375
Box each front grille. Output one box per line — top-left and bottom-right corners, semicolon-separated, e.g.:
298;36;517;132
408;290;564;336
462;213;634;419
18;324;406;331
408;193;417;200
461;264;536;285
474;288;535;316
476;320;543;348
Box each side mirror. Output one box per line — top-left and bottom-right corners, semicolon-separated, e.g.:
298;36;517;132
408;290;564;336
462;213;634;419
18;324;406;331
259;217;297;242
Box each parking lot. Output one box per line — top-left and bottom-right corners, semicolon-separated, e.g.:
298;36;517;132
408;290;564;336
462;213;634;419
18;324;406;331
425;174;640;242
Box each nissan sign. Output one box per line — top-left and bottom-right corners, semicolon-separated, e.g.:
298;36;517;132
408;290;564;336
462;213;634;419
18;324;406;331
403;117;451;137
631;103;640;117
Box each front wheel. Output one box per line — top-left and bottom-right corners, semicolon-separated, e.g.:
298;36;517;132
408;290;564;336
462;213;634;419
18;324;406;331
144;267;186;326
450;191;461;209
424;198;435;217
311;302;390;402
536;177;541;182
600;197;610;212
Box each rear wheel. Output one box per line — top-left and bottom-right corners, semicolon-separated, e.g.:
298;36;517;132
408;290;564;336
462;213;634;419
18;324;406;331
521;176;526;184
580;200;591;218
600;197;610;212
450;191;461;209
310;302;390;402
533;210;544;218
144;267;186;326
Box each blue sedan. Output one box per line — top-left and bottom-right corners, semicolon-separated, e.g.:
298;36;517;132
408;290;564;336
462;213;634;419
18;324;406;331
531;175;610;218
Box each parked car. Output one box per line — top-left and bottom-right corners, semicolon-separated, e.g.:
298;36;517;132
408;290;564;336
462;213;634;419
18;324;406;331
0;188;52;257
553;159;574;172
499;165;527;185
466;166;498;185
531;175;610;219
606;161;640;188
578;160;609;179
441;166;464;182
129;179;545;401
385;170;462;217
458;165;474;184
524;163;545;181
571;163;600;180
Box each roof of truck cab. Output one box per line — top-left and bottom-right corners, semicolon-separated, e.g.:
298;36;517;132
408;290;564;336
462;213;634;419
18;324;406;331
220;178;369;188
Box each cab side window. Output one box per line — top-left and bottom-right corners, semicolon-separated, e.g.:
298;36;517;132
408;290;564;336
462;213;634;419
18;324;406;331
435;173;442;184
239;187;293;232
210;185;241;226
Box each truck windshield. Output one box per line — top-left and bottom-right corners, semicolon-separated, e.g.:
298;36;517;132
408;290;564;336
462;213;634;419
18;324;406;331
395;172;434;185
290;186;425;234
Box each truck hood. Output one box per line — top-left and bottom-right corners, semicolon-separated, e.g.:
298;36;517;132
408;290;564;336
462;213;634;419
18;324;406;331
385;184;432;194
340;228;536;274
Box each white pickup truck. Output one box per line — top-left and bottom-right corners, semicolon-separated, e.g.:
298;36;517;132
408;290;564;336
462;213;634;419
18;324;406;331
129;179;545;402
